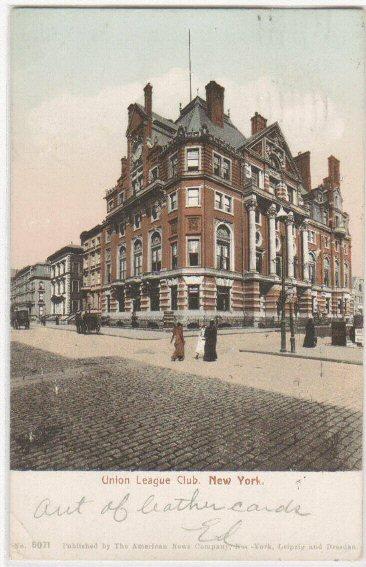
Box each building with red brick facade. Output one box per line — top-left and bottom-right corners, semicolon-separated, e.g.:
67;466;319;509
83;80;352;326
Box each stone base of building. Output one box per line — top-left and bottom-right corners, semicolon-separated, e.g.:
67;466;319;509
101;276;354;327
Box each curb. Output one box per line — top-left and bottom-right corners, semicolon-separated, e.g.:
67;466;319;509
238;349;362;366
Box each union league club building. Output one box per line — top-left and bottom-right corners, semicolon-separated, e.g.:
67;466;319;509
82;80;352;325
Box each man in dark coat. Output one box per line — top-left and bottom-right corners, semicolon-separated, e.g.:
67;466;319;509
303;318;317;348
203;320;218;361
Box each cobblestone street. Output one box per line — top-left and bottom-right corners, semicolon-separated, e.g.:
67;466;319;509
11;341;362;471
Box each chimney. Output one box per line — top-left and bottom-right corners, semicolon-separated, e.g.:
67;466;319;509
121;157;127;175
144;83;152;117
205;81;225;128
128;103;134;123
294;151;312;192
328;155;340;188
251;112;267;135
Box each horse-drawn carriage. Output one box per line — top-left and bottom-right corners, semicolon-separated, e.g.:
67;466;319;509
76;311;101;334
11;309;30;330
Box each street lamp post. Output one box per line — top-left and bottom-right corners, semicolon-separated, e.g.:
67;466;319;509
280;233;287;352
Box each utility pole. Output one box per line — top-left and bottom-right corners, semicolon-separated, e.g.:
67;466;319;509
188;29;192;102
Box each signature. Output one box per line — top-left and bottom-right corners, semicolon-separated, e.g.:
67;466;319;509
182;517;244;547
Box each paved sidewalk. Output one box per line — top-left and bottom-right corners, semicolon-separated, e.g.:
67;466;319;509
42;322;279;340
12;327;363;411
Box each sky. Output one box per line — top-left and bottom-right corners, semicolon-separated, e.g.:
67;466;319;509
10;7;365;276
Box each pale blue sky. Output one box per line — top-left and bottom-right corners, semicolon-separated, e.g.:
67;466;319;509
11;8;365;274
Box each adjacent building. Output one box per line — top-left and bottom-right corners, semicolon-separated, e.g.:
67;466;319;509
47;245;83;316
85;80;353;325
80;224;103;311
11;263;51;319
352;277;363;315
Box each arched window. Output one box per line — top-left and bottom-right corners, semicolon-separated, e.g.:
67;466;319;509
334;259;340;287
308;252;316;284
119;246;126;280
216;225;231;271
133;239;143;276
323;257;330;286
344;263;349;288
151;232;162;272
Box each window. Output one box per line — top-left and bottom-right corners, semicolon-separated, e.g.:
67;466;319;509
217;286;230;311
169;153;178;177
168;191;178;212
133;240;143;276
252;166;261;187
186;147;200;172
117;191;124;205
325;297;331;314
188;285;200;310
213;152;231;180
119;222;125;236
323;257;330;286
106;229;112;243
324;236;329;248
151;232;162;272
287;187;294;204
335;260;340;287
171;242;178;269
149;166;159;182
308;252;316;284
216;225;231;271
171;286;178;310
215;191;233;213
106;295;111;313
335;240;339;251
151;204;160;221
72;280;79;293
255;210;261;225
150;283;160;311
344;263;349;288
269;177;278;193
188;239;200;267
107;199;114;212
308;230;315;244
256;252;263;273
186;187;200;207
119;246;126;280
134;214;141;230
105;263;111;284
132;168;143;193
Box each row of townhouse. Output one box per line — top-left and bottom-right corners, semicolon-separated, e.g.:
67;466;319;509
11;245;83;318
78;79;354;326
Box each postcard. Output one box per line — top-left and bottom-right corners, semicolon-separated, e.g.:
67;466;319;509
8;5;364;562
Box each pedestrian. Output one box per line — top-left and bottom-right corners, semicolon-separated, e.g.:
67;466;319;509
170;322;185;361
195;324;206;359
203;320;218;362
55;315;59;326
303;317;317;348
41;315;46;326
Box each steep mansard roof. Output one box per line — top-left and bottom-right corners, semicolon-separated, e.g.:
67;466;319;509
175;96;246;149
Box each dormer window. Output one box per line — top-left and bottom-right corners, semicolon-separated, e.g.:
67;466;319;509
117;191;124;205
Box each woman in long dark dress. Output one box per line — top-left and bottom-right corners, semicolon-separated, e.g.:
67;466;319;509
171;323;185;361
303;318;317;348
203;320;217;362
